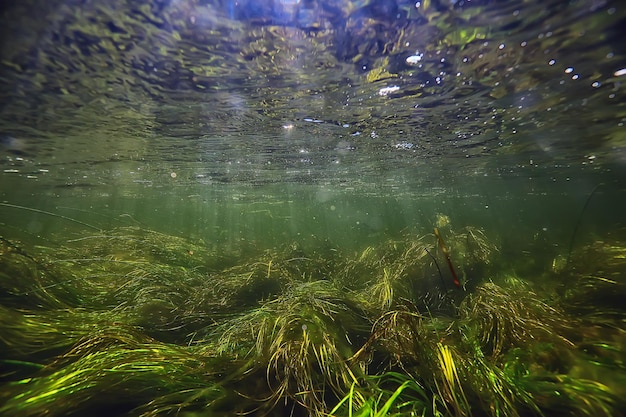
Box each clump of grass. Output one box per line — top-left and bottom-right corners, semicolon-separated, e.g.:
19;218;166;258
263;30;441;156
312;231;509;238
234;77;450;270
0;237;82;309
352;276;622;417
0;330;231;417
0;307;135;360
455;226;499;266
211;280;371;415
458;279;573;358
213;281;369;413
560;240;626;319
329;372;432;417
338;235;450;313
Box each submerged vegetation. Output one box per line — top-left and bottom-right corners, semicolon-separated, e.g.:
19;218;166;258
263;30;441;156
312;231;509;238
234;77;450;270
0;0;624;414
1;221;625;417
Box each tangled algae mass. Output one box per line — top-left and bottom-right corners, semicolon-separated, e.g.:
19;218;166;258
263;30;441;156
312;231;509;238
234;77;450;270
0;224;625;417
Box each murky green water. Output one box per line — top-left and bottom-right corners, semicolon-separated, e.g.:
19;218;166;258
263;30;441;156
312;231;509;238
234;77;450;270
1;1;625;416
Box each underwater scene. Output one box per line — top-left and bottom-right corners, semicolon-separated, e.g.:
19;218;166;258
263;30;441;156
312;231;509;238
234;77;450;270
1;0;625;416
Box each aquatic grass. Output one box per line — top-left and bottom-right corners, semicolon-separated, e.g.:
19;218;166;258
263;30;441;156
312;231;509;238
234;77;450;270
559;239;626;317
519;373;619;417
62;227;222;270
433;343;472;417
0;331;231;417
353;308;452;372
370;267;396;311
351;311;471;414
563;274;626;320
457;339;543;417
265;320;348;414
336;237;431;292
573;340;626;390
342;227;498;315
353;282;580;417
458;280;573;358
456;226;499;266
330;376;431;417
339;236;451;313
15;230;324;343
0;307;136;359
211;280;371;414
368;316;537;417
0;238;82;309
208;255;296;306
564;240;626;275
1;225;625;417
1;229;219;314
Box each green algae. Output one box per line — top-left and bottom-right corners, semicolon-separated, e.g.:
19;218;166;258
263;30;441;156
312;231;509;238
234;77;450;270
1;223;624;416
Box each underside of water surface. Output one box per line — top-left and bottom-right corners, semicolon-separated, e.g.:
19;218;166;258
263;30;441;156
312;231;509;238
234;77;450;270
1;0;625;416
